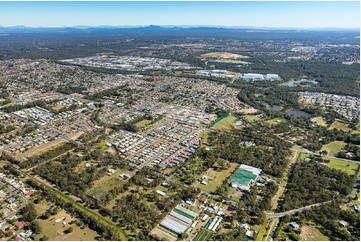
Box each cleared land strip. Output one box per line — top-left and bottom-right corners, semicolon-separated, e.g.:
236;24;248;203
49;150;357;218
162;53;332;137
266;201;331;219
264;218;279;241
14;167;128;240
271;149;299;210
25;148;75;172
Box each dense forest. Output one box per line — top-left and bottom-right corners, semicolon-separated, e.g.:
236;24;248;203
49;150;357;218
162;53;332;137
204;128;292;177
279;159;357;212
32;149;123;198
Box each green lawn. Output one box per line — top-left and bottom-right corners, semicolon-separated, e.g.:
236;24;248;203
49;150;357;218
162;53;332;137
299;153;358;175
312;117;327;126
211;116;237;130
299;153;310;160
93;139;107;150
328;121;351;132
327;158;359;175
90;170;125;191
197;162;239;193
243;115;260;122
319;141;346;156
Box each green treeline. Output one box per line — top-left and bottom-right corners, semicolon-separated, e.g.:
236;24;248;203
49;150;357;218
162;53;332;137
279;159;357;212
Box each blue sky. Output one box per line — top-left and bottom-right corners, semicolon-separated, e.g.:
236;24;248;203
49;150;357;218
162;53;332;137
0;1;359;28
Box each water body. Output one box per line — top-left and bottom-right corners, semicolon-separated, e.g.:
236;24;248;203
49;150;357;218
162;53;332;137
266;104;283;111
280;79;318;87
286;110;310;117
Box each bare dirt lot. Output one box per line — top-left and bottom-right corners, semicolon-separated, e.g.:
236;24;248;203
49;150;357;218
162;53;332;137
200;52;249;59
15;138;66;161
300;225;329;241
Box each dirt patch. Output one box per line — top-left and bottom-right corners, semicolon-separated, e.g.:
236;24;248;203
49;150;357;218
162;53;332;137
15;138;66;161
200;52;249;59
67;131;84;140
151;227;178;241
300;225;329;241
238;108;259;114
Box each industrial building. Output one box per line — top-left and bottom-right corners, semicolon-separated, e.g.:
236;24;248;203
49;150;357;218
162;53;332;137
230;164;262;191
240;73;279;81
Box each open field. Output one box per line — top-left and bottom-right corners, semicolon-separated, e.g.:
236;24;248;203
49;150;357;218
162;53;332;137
87;186;108;200
327;158;359;175
197;162;239;193
135;119;153;128
68;131;84;140
15;138;66;161
211;116;237;130
151;226;178;241
106;146;117;155
200;52;249;59
52;105;65;112
300;153;359;175
91;170;125;191
34;202;98;241
215;59;251;65
319;141;346;156
7;96;16;102
312;117;327;126
264;118;286;126
238;107;259;114
243;115;260;122
87;170;128;199
162;167;176;175
300;225;329;241
299;153;310;160
328;121;351;132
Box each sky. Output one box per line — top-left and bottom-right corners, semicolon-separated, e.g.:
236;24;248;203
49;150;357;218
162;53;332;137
0;1;359;29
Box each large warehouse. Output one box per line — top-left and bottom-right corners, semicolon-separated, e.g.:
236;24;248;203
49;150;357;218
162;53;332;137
230;164;262;191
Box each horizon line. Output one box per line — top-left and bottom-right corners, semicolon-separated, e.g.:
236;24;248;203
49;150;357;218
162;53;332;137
0;25;360;30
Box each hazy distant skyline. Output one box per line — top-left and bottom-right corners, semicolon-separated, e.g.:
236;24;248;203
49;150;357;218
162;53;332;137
0;1;359;29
